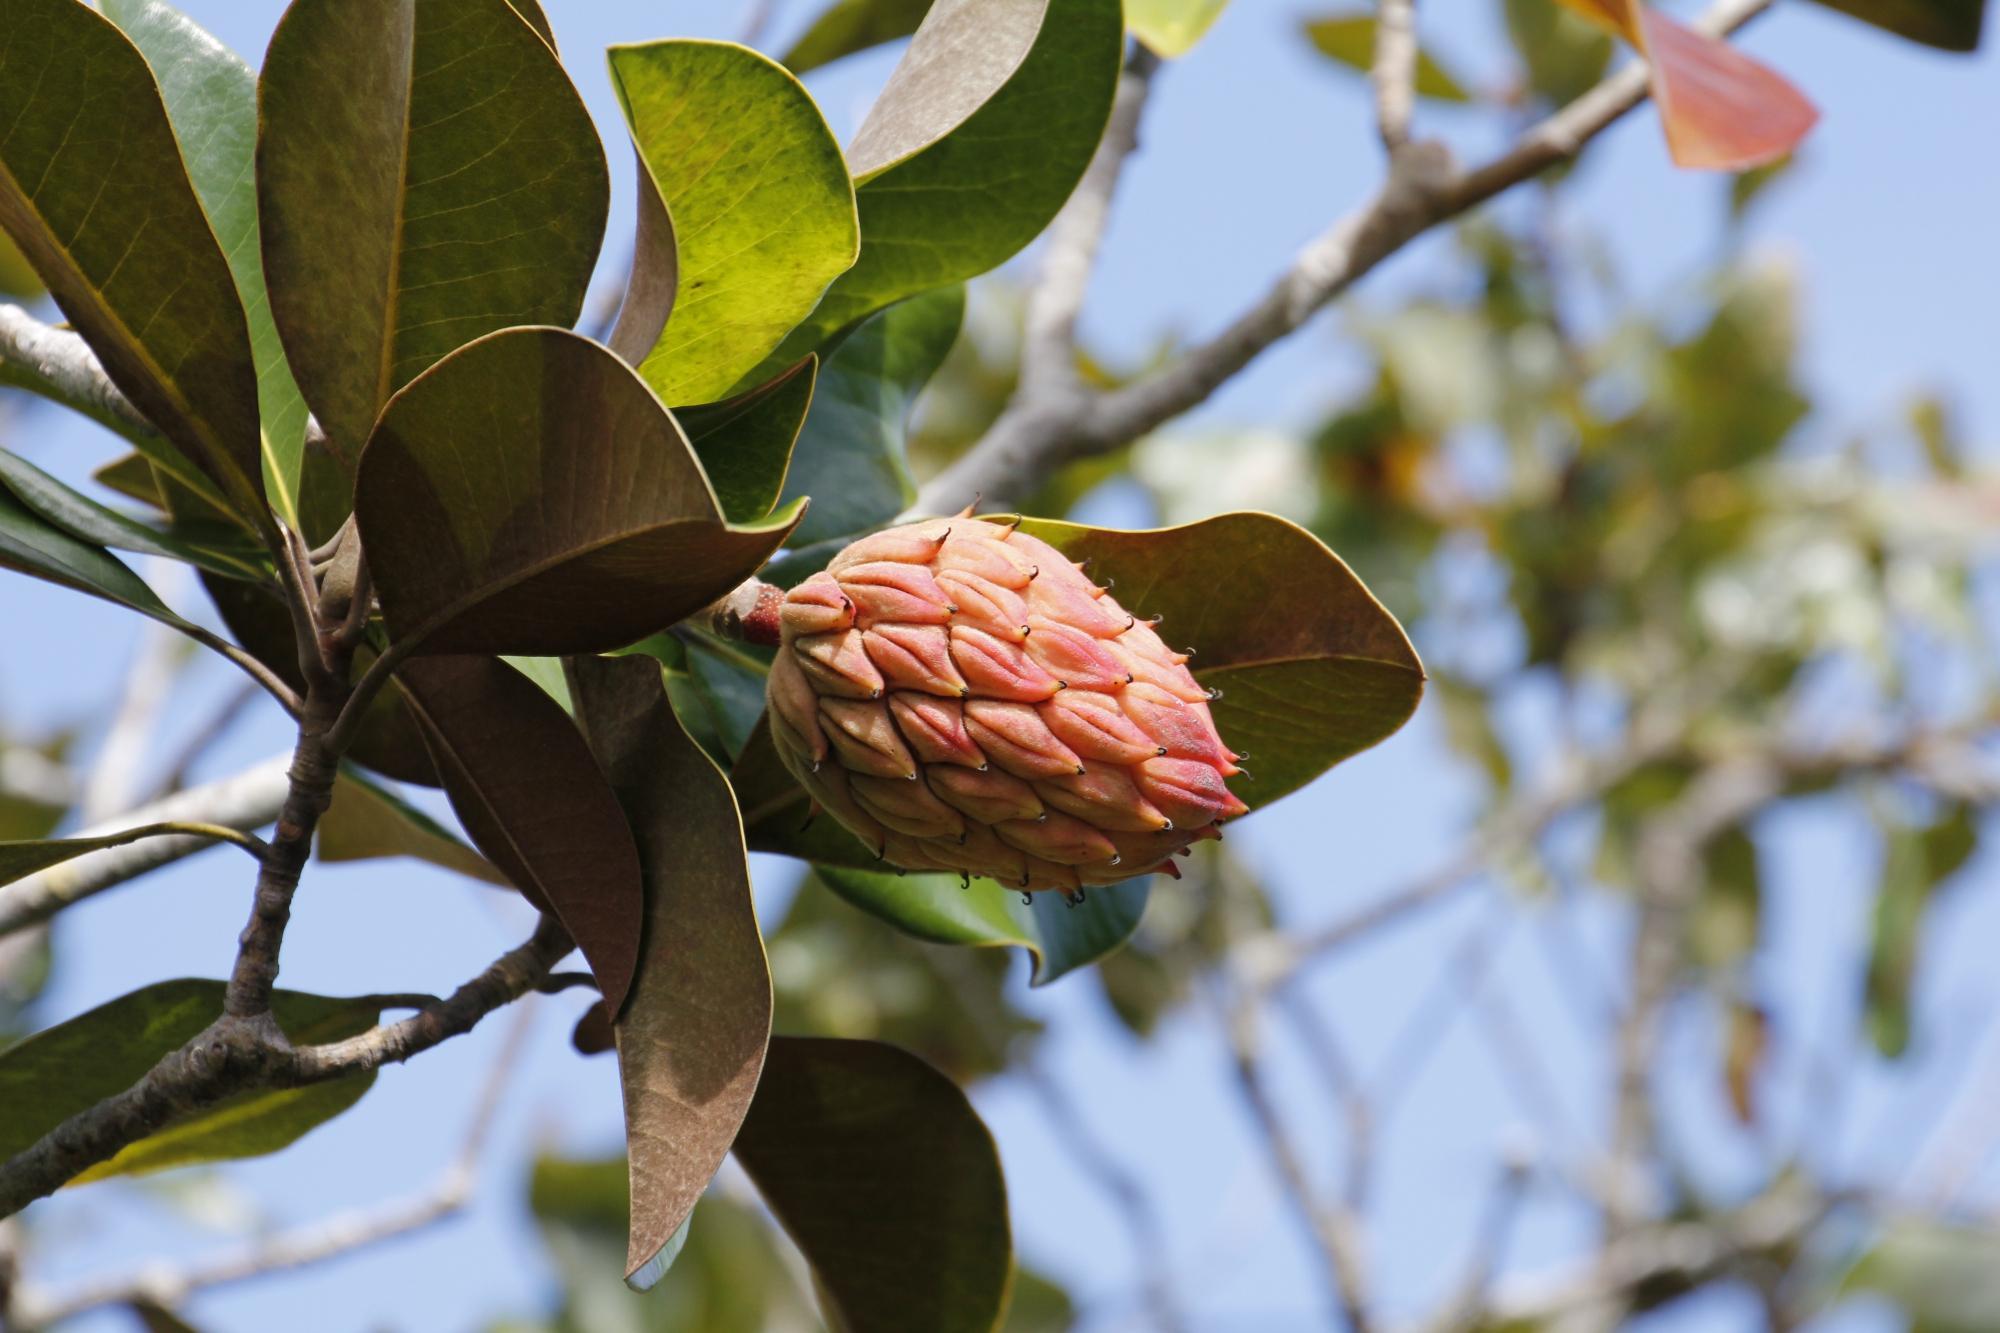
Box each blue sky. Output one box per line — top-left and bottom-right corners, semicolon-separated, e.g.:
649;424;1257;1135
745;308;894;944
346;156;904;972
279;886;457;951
3;1;1997;1330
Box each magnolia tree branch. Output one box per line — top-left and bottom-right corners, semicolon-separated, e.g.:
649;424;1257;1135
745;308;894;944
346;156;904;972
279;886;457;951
1372;0;1419;151
0;914;570;1218
0;753;291;938
912;0;1779;515
13;1004;535;1328
0;304;158;445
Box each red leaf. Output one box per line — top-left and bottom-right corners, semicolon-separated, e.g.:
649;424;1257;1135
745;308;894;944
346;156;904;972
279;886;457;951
1639;7;1819;171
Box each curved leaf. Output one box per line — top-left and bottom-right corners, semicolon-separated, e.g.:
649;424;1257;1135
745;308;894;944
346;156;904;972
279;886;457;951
769;0;1123;362
734;1037;1011;1333
782;0;932;73
609;40;859;403
0;980;379;1182
677;356;818;525
0;449;266;581
606;146;678;370
398;655;644;1015
257;0;608;460
0;487;190;632
566;654;771;1290
355;327;805;657
779;285;963;546
102;0;313;528
0;0;264;518
1013;513;1425;809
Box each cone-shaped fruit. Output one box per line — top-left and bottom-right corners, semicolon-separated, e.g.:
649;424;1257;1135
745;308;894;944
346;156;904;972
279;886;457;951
766;513;1247;892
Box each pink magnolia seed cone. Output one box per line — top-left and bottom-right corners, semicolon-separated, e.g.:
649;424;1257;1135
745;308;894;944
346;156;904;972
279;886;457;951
766;514;1247;893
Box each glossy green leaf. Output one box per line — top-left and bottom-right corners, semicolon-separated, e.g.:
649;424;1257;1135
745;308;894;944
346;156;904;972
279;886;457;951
767;0;1123;364
315;765;508;888
780;285;964;546
102;0;314;530
257;0;608;461
1302;13;1472;101
1015;513;1425;809
1802;0;1984;50
0;980;380;1182
822;867;1150;985
0;449;265;581
1129;0;1233;55
782;0;931;72
566;655;771;1290
609;41;859;403
676;356;818;525
398;655;645;1015
0;0;265;520
734;1037;1011;1333
355;327;805;657
0;487;192;632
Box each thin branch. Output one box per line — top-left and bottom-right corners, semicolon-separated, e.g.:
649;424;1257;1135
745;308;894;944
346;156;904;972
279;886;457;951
0;914;570;1218
15;1003;536;1326
0;754;291;938
912;0;1780;514
0;304;159;446
1016;47;1160;396
1371;0;1418;152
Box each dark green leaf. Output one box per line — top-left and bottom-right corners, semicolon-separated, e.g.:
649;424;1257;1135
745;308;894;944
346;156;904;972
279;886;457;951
779;285;964;546
356;328;805;656
766;0;1123;364
0;0;265;519
1302;13;1472;101
0;980;380;1181
0;487;191;631
315;764;508;888
0;828;215;889
676;357;818;525
782;0;931;73
608;40;858;403
734;1036;1011;1333
0;448;265;581
1801;0;1984;50
566;655;772;1290
257;0;608;460
398;655;645;1015
102;0;314;529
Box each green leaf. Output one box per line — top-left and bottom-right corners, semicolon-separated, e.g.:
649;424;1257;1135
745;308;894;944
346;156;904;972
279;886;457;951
0;980;380;1182
1129;0;1233;56
355;328;805;657
1016;512;1425;809
1801;0;1984;50
1864;803;1977;1059
734;1037;1011;1333
676;357;818;525
781;0;931;73
257;0;608;461
504;0;556;48
609;40;859;404
779;285;964;546
0;232;44;300
566;655;772;1290
102;0;314;531
767;0;1123;364
821;866;1150;985
0;487;191;631
1842;1222;2000;1333
1691;825;1762;969
315;765;508;888
1503;0;1613;107
0;0;265;520
1302;13;1472;101
398;655;646;1016
676;634;775;761
0;828;208;889
0;448;266;581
